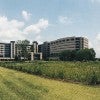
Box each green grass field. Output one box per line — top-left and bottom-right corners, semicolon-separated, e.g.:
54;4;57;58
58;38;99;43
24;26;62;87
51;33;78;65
0;67;100;100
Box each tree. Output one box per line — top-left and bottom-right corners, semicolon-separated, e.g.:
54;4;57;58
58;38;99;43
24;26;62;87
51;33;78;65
15;55;21;61
59;50;72;61
59;48;96;61
21;40;30;60
76;48;96;61
70;50;77;61
16;39;30;60
89;48;96;61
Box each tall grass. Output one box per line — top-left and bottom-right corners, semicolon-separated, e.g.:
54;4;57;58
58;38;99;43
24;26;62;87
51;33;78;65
0;61;100;85
1;67;100;100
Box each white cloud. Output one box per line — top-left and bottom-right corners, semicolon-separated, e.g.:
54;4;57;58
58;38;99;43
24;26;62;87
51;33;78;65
24;19;49;34
0;16;25;42
96;33;100;40
0;16;49;43
94;42;100;58
91;33;100;58
22;10;31;21
89;41;93;48
35;35;42;44
58;16;72;24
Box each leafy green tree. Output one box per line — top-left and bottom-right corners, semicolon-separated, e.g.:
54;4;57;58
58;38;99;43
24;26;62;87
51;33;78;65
76;48;96;61
16;39;30;60
59;48;96;61
15;55;21;61
89;48;96;61
59;50;72;61
76;49;86;61
21;40;30;59
70;50;77;61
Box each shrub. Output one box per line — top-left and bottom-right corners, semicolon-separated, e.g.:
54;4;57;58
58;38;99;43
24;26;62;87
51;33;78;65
86;71;98;85
0;61;99;85
58;71;65;79
34;66;42;75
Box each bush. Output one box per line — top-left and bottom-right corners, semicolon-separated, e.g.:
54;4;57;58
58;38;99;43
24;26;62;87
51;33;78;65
59;48;96;61
86;71;98;85
0;61;99;85
34;66;42;75
58;71;65;79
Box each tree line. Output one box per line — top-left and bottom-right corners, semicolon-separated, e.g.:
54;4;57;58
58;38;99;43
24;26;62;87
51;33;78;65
59;48;96;61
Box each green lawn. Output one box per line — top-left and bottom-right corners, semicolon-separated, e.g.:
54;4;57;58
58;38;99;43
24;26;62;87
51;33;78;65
0;67;100;100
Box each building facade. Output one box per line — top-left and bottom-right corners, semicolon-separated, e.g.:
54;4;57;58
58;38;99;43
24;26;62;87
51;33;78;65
38;42;50;60
39;37;88;60
31;41;42;60
0;36;88;60
15;41;42;60
0;41;15;60
50;37;88;57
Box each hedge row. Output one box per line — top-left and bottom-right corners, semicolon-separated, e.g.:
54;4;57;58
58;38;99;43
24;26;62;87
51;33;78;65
0;61;100;85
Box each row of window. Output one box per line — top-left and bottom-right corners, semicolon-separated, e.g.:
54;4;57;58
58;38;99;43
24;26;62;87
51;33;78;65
50;38;83;45
51;43;76;47
51;47;76;51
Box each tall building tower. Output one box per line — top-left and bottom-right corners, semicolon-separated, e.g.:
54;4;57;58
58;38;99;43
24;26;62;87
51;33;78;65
38;42;50;60
32;41;38;53
31;41;42;60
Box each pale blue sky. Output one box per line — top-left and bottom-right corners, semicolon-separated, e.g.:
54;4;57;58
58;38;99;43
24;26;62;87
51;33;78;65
0;0;100;57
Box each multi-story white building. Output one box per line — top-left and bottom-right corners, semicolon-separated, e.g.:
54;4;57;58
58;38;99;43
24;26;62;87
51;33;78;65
39;37;88;60
50;37;88;56
0;41;15;60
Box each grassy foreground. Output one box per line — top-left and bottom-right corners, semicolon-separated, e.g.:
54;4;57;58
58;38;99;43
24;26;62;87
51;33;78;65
0;67;100;100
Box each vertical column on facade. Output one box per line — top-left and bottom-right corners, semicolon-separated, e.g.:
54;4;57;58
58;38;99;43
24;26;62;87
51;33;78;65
31;52;34;61
33;41;38;53
10;41;15;59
